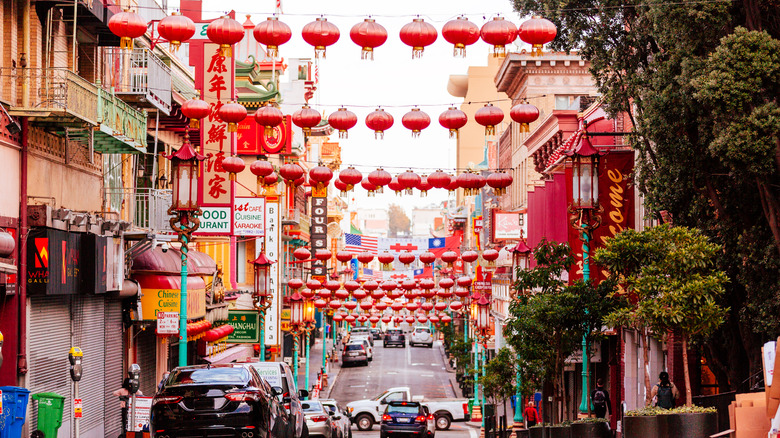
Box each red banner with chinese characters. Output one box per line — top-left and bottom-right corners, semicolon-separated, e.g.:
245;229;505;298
237;115;292;155
199;43;234;207
567;151;634;282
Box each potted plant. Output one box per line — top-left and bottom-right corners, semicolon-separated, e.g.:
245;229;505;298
548;421;572;438
623;407;663;438
663;406;718;437
529;423;549;438
571;417;610;438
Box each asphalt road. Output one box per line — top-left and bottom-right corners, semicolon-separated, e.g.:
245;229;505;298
328;339;476;438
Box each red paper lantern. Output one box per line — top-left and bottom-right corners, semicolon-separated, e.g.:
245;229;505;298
446;177;460;193
262;171;278;188
371;289;386;300
218;101;247;133
279;162;305;188
369;315;381;325
309;164;333;191
158;12;195;52
250;160;275;186
343;281;360;292
441;16;480;57
404;289;419;300
350;18;388;60
302;17;340;58
314;299;328;309
375;300;388;310
315;248;332;262
335;289;350;300
336;250;354;264
352;289;368;300
345;314;357;324
357;252;374;265
487;171;513;196
380;281;397;292
394;316;403;324
300;288;316;300
449;301;464;311
292;105;322;136
387;177;404;196
329;299;342;310
518;16;557;56
417;315;428;324
381;315;392;324
402;108;431;138
253;17;292;58
403;315;414;324
419;251;436;265
361;178;378;197
397;170;421;195
368;168;392;193
294;247;311;261
406;301;420;311
474;103;504;136
457;276;473;288
510;103;540;132
482;249;500;268
338;166;363;191
323;279;341;291
221;156;244;181
429;315;440;324
417;176;433;197
437;288;453;299
439;107;468;138
306;279;321;290
333;313;345;322
441;251;459;266
480;17;518;57
401;279;416;291
363;280;379;291
365;109;394;139
427;170;452;189
420;289;436;300
399;18;437;58
421;302;434;312
344;301;358;311
359;300;373;311
181;97;210;129
357;315;367;323
254;103;284;136
434;302;448;312
398;252;416;267
419;279;436;291
391;302;404;312
439;277;455;290
207;15;244;57
288;278;304;290
328;108;358;139
334;176;348;196
109;9;147;50
461;250;479;264
454;288;468;298
457;172;486;196
378;252;395;270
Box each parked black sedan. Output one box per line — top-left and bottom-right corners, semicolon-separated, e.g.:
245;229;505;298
150;363;290;438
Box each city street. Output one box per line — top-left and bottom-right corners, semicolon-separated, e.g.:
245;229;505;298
328;340;477;438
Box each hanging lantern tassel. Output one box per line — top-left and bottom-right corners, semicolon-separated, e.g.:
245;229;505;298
412;130;420;138
375;131;384;140
121;36;134;50
454;43;466;57
361;47;374;60
533;44;543;56
220;44;232;58
519;123;530;133
264;126;274;137
315;46;326;59
169;41;182;53
449;129;458;139
228;122;238;133
485;125;496;136
367;188;376;197
494;187;506;196
189;119;200;129
412;46;424;59
338;130;348;139
303;127;312;136
381;261;391;271
267;45;279;58
493;45;507;58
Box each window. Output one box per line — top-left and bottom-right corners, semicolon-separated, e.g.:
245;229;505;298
385;392;407;403
555;95;582;110
387;404;420;414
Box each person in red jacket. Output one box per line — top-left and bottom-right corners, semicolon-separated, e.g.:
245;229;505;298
524;401;540;427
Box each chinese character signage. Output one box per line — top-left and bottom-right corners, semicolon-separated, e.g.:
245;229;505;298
310;193;328;280
233;197;265;236
217;310;260;343
200;43;234;207
264;198;281;345
237;115;292;155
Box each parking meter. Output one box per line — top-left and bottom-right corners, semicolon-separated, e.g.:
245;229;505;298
128;364;141;394
68;347;83;382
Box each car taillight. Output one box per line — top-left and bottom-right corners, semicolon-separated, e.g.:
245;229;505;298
152;396;182;406
225;391;261;402
463;402;469;415
284;403;291;410
427;414;434;421
382;414;392;423
415;415;426;423
310;415;329;422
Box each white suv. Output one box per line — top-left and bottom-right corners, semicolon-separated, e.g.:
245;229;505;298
410;326;434;348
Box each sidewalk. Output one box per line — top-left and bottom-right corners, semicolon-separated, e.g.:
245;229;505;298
295;337;342;399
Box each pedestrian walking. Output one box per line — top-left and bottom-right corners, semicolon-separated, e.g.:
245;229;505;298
591;378;611;419
524;401;539;428
651;371;680;409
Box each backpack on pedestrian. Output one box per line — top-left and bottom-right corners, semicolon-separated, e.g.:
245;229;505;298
593;388;607;408
655;383;675;409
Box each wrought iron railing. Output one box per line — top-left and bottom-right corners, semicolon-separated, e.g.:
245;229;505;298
103;188;174;233
97;88;148;149
99;47;172;114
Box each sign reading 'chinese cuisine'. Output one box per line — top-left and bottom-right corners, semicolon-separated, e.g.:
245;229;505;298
200;43;234;207
233;197;265;236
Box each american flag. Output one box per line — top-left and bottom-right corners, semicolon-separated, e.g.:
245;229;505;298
344;233;379;254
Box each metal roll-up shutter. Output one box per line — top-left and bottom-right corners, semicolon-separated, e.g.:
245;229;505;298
103;296;124;437
28;295;73;435
72;293;107;437
137;328;158;397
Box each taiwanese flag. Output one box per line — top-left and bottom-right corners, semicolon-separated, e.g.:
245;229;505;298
413;266;434;279
427;236;461;257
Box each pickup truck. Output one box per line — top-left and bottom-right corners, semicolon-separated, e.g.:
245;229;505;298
346;386;470;431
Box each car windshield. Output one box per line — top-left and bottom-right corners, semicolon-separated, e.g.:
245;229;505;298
415;328;430;333
388;329;403;334
372;390;390;401
302;401;324;412
346;344;364;351
323;404;338;413
387;404;420;414
168;367;249;386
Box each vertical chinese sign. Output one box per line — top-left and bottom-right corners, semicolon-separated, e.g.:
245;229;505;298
310;187;328;281
200;43;234;208
264;197;281;346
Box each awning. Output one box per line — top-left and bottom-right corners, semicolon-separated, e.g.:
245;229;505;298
203;344;254;364
133;274;208;321
132;247;217;276
0;259;17;275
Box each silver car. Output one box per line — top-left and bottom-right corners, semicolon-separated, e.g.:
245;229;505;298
302;400;336;438
410;326;434;348
321;399;352;438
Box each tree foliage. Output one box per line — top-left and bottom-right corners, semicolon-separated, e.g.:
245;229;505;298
511;0;780;390
482;348;519;407
388;204;411;238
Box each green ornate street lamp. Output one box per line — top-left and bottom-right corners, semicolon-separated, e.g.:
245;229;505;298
289;292;305;391
565;132;604;414
252;250;274;359
511;239;532;426
165;130;204;367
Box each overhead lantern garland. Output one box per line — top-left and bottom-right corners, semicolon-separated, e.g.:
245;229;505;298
350;18;388;60
252;16;292;58
302;17;340;58
365;108;394;139
441;16;480;57
480;17;518;57
368;168;392;193
474;103;504;136
402;108;431;138
399;17;438;58
337;166;363;191
397;170;421;195
487;171;513;196
108;9;147;50
157;12;195;52
207;15;244;57
328;107;358;138
292;105;322;136
439;107;468;138
518;16;557;56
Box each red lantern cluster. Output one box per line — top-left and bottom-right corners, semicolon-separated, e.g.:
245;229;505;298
456;171;486;196
279;162;305;188
203;324;234;343
185;320;212;339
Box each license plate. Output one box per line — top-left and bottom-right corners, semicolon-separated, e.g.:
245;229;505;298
348;352;359;356
398;418;410;423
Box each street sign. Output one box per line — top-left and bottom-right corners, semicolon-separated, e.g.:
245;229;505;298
218;310;260;343
128;397;153;432
156;312;179;335
74;398;82;418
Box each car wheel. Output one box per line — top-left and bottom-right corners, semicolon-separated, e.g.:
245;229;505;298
355;414;374;431
428;343;433;348
435;414;452;430
383;343;387;348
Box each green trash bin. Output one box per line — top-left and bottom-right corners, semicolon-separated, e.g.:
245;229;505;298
31;392;64;438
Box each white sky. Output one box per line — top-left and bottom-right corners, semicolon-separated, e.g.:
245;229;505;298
179;0;526;213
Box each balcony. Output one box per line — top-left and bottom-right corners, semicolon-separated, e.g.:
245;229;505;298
103;188;174;234
0;67;149;154
99;48;172;115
